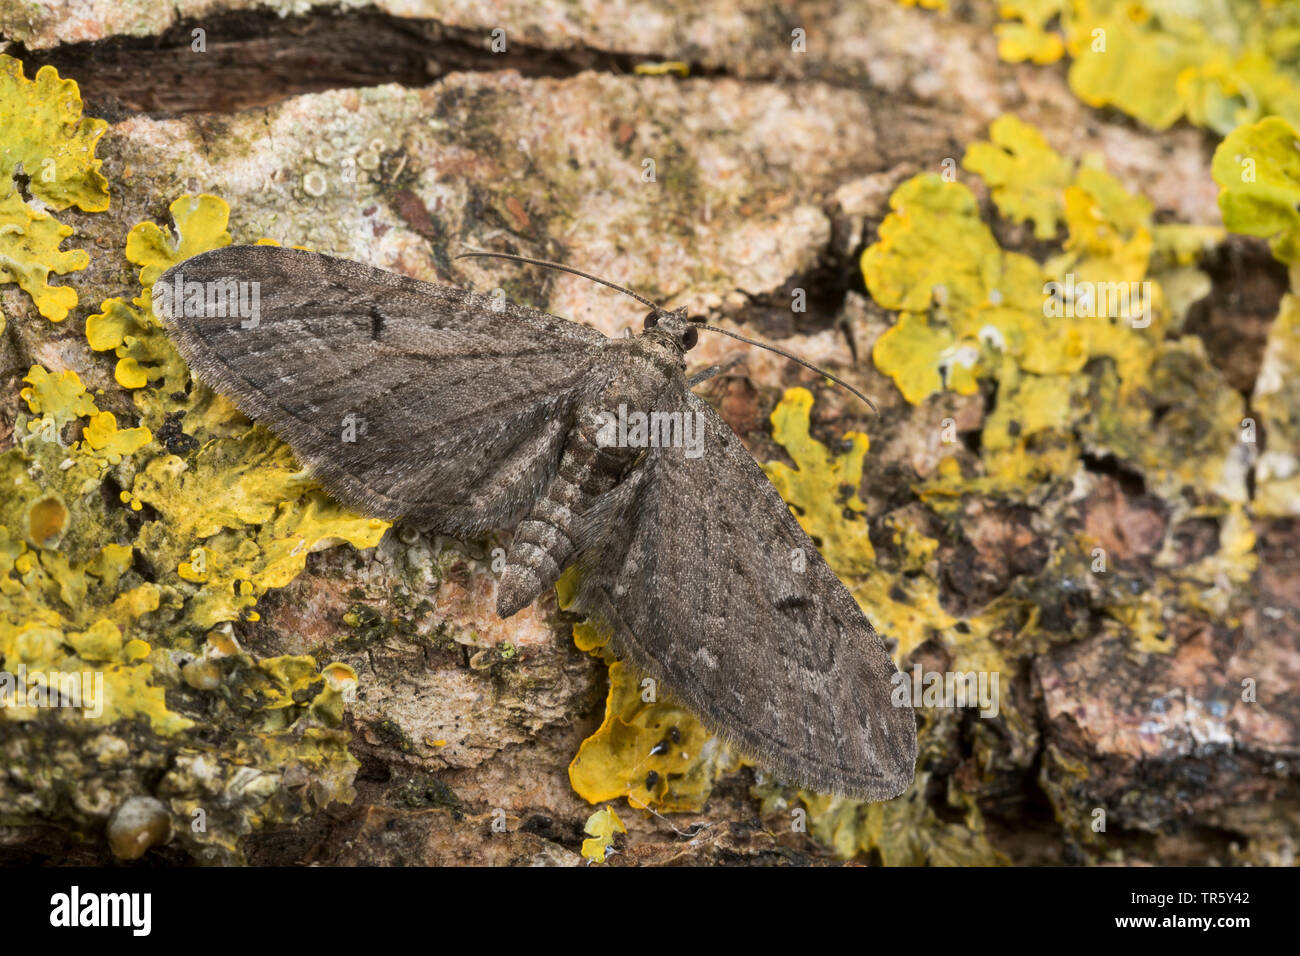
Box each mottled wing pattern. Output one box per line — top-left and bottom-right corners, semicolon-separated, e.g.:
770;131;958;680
573;388;917;799
158;245;608;531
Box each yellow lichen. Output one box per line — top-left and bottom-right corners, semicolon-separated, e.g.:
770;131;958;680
762;388;873;573
0;54;108;323
560;563;740;813
82;411;151;464
907;1;1300;135
581;806;627;863
125;193;233;298
962;114;1073;239
19;365;97;431
994;0;1067;64
87;194;233;415
1212;116;1300;266
633;62;690;77
568;661;741;811
1064;1;1213;130
863;172;1082;407
0;191;87;323
868;123;1236;512
1;184;389;860
878;120;1249;595
3;366;184;733
0;55;108;211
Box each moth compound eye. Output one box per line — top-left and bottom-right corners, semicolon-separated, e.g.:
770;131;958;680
681;326;698;350
644;311;660;330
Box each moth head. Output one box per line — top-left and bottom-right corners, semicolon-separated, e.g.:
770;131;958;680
642;307;698;351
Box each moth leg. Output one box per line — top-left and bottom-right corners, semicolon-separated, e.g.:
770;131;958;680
687;356;743;388
496;419;634;617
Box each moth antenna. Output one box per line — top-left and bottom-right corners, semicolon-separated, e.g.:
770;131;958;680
696;324;879;414
626;795;714;840
456;251;876;411
454;251;663;312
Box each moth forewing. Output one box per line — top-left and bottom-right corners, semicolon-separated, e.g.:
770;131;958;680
156;244;606;531
572;390;916;800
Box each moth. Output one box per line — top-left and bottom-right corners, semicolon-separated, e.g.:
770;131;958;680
156;245;917;800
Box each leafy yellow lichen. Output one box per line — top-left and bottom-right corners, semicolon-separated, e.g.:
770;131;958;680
1064;2;1211;130
19;365;97;428
1076;1;1300;133
0;54;108;324
87;194;233;410
2;369;186;735
0;55;108;211
997;1;1066;64
1047;2;1297;133
762;388;872;573
568;659;741;812
581;806;627;863
863;172;1082;407
869;123;1236;510
0;191;87;323
126;192;233;296
870;312;976;405
1212;116;1300;266
962;115;1074;239
559;567;740;813
82;412;151;464
909;1;1300;135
